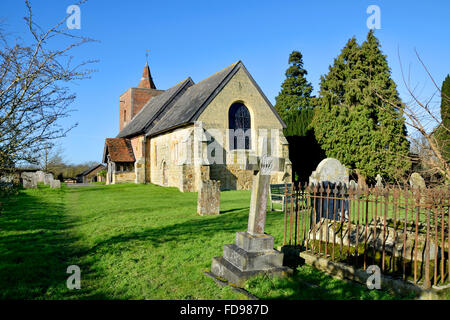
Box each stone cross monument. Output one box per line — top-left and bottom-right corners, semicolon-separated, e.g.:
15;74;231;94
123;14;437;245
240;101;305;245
246;154;284;235
211;142;292;287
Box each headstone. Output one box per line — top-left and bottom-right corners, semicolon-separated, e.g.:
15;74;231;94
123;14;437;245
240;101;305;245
309;158;349;222
375;174;383;188
309;158;349;187
197;180;220;215
21;172;37;189
409;172;426;189
50;179;61;189
44;173;53;185
211;139;292;287
35;171;45;183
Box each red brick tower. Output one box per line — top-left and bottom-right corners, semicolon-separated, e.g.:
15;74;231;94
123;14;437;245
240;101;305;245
119;62;164;131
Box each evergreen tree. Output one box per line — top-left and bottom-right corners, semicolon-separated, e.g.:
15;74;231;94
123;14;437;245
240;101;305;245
275;51;314;136
283;107;315;136
312;31;410;182
436;75;450;162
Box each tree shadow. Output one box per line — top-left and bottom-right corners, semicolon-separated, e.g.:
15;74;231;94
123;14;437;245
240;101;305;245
80;208;252;255
0;188;107;299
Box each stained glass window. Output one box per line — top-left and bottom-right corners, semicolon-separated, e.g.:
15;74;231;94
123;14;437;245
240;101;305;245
229;103;251;150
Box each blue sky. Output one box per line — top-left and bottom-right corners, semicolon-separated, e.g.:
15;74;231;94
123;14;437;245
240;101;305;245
1;0;450;164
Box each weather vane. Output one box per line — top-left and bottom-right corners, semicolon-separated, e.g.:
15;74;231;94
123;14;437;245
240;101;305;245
145;49;150;64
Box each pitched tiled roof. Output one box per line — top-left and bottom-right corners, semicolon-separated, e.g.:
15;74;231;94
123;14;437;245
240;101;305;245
77;164;106;177
103;138;135;163
117;78;194;138
147;62;240;136
117;60;286;139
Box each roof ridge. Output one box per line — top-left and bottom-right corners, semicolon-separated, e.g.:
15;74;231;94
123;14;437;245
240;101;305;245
117;77;194;138
190;61;241;87
187;61;242;122
131;77;192;121
141;77;194;133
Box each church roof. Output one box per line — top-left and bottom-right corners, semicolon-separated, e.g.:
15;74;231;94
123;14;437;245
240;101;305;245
102;138;136;163
117;61;286;139
117;78;194;138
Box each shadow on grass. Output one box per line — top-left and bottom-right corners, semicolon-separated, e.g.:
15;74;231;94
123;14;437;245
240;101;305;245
245;264;414;300
0;186;107;299
82;207;252;255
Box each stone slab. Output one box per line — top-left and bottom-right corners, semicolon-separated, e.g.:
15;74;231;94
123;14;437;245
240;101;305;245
298;251;448;300
223;244;284;272
211;256;292;288
235;231;274;253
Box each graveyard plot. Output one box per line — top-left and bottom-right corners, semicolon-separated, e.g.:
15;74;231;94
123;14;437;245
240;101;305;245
0;183;408;299
281;183;450;293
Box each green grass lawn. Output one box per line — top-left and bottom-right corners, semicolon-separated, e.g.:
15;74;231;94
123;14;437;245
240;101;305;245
0;183;412;300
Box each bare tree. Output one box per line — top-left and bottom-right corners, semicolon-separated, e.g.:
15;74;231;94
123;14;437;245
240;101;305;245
376;49;449;183
0;0;96;170
36;142;64;172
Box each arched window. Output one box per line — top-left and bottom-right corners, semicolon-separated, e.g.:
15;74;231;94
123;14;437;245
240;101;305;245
229;103;251;150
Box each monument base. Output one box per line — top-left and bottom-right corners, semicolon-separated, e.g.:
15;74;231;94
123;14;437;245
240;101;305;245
211;232;292;287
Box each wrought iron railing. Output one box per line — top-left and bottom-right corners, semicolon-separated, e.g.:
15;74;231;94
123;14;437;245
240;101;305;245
283;183;450;288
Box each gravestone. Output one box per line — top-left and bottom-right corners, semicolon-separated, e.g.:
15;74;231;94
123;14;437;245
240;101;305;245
309;158;349;222
44;173;53;186
35;171;45;183
211;146;292;287
50;179;61;189
349;180;358;189
197;180;220;215
409;172;426;189
309;158;349;187
375;174;383;188
21;172;37;189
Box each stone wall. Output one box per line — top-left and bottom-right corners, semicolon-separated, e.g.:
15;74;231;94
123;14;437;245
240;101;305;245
197;68;285;134
149;126;195;191
114;171;136;183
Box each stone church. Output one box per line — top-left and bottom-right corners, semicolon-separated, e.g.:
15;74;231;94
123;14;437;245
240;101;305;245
102;60;292;192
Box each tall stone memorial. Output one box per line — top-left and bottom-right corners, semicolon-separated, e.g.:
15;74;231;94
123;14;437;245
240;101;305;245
211;151;292;287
